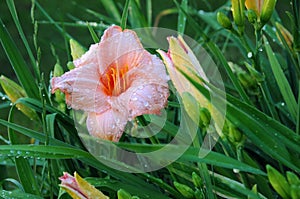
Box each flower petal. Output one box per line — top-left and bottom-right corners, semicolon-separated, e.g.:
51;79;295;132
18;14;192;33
111;53;169;119
51;63;109;113
87;109;128;142
97;26;145;74
73;43;98;68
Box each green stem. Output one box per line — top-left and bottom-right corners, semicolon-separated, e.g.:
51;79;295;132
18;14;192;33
236;145;250;188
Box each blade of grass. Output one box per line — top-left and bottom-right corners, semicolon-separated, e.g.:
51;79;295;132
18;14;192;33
146;0;152;26
7;106;40;196
0;18;39;99
34;1;72;40
264;36;297;121
177;0;188;34
6;0;40;81
297;81;300;135
98;0;121;21
87;23;100;43
120;0;131;29
0;190;43;199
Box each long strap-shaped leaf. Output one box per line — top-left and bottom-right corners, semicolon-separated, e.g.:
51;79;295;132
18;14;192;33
264;36;298;121
0;18;38;99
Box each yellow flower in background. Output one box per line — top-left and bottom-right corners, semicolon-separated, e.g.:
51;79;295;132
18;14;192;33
59;172;109;199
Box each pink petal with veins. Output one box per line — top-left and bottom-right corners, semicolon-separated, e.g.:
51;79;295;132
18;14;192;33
51;63;109;113
87;110;127;142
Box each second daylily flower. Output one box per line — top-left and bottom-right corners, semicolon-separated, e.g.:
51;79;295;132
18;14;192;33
52;25;169;141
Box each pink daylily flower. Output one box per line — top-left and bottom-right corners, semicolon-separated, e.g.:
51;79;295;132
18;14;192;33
51;25;169;142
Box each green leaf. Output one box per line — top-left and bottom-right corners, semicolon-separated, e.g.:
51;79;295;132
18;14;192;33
99;0;121;21
87;24;100;43
264;36;297;121
177;0;188;34
0;18;38;99
120;0;131;29
0;190;43;199
6;0;40;80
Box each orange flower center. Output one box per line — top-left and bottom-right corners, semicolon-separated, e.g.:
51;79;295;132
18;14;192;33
101;64;129;96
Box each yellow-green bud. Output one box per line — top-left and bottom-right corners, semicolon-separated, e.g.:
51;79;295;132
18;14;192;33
199;107;211;128
117;189;132;199
238;72;256;89
247;9;257;24
192;172;203;188
231;0;245;27
276;22;294;50
70;39;86;60
267;165;290;199
67;61;75;70
194;188;204;199
228;123;243;143
53;63;64;77
217;12;233;30
287;171;300;185
260;0;277;24
0;75;38;120
248;184;258;199
174;181;195;198
291;185;300;199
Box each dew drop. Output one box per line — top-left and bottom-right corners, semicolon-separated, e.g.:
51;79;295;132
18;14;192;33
1;96;5;100
9;103;13;106
132;97;138;101
144;101;149;107
280;102;285;106
258;48;263;52
233;168;240;173
247;52;253;58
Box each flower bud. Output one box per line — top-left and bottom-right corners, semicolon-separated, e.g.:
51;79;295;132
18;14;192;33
0;75;38;120
53;63;64;77
276;22;294;50
267;165;290;199
260;0;277;24
247;9;257;24
199;107;211;128
286;171;300;185
217;12;233;30
70;39;86;60
192;172;203;188
291;185;300;199
174;181;195;198
59;172;109;199
67;61;76;70
117;189;132;199
194;188;204;199
231;0;245;27
228;123;243;143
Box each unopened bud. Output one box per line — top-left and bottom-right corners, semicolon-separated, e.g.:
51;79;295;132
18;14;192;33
67;61;76;70
228;123;243;143
174;181;195;198
194;188;204;199
267;165;290;199
53;63;64;77
217;12;233;30
260;0;277;24
117;189;132;199
70;39;86;60
192;172;203;188
199;107;211;128
276;22;293;50
0;75;38;120
291;185;300;199
287;171;300;185
231;0;245;27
